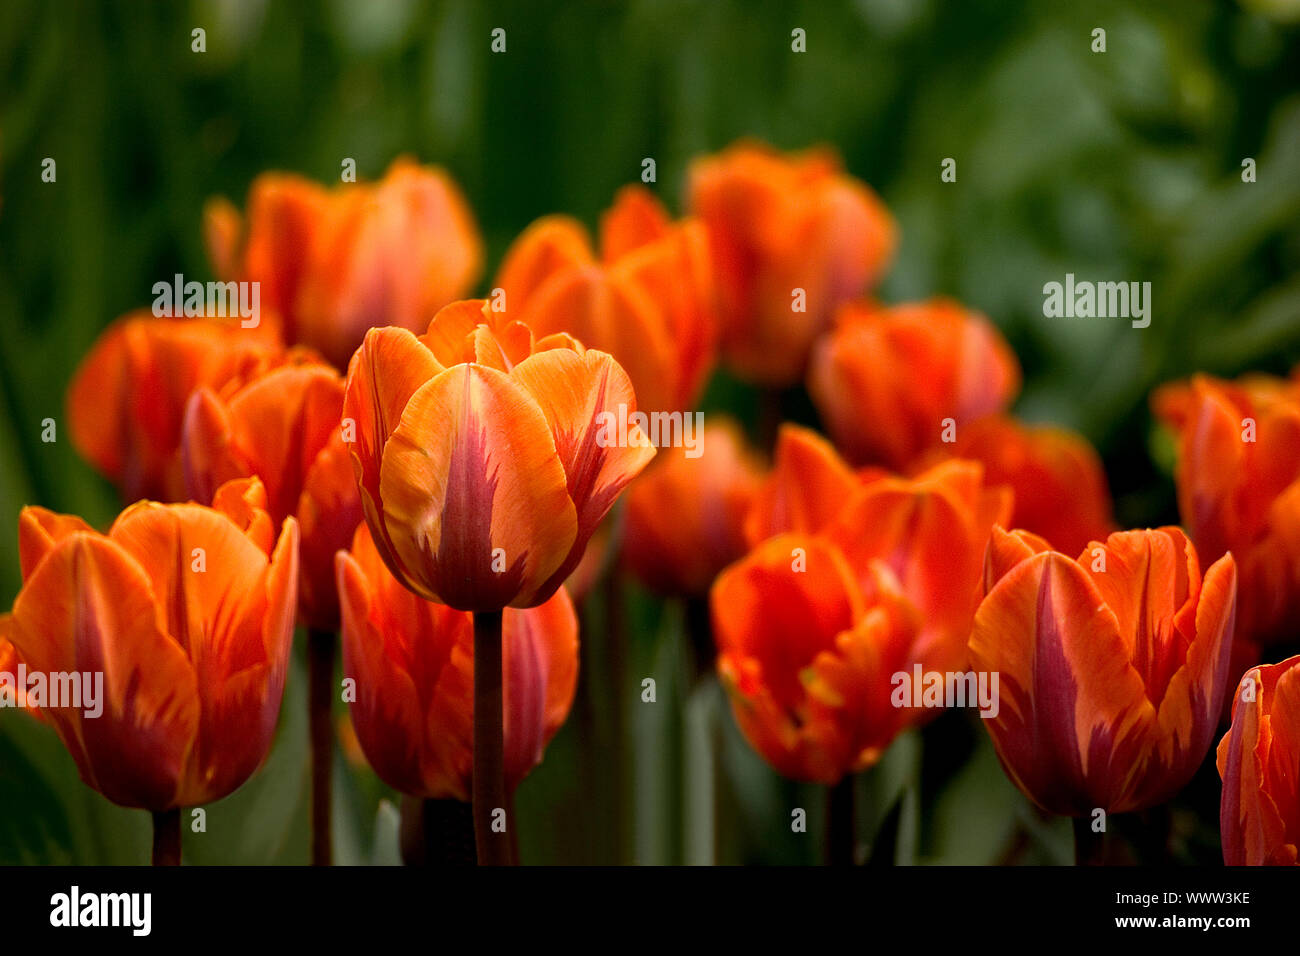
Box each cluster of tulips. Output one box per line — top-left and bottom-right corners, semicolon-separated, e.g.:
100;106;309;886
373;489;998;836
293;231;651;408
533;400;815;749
1;141;1297;867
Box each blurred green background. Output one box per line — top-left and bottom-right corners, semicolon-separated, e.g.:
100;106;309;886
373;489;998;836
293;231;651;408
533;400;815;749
2;0;1299;864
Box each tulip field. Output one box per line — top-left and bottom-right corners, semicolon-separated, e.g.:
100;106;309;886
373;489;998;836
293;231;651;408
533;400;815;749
1;0;1299;915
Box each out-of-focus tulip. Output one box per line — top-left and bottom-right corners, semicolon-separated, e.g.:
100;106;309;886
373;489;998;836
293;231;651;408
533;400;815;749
205;156;483;370
494;186;716;415
808;298;1021;470
712;533;922;783
341;298;656;612
1218;655;1300;865
336;523;578;799
916;414;1116;556
971;526;1237;816
67;313;285;501
688;141;896;385
747;424;1011;675
1153;373;1300;648
181;354;362;630
0;634;30;711
0;478;298;810
622;417;765;597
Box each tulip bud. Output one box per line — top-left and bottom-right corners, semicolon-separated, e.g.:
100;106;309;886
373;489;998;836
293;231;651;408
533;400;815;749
972;526;1237;815
688;141;896;385
181;355;362;630
1153;372;1300;648
67;314;284;502
808;298;1020;471
206;157;483;369
1217;655;1300;866
342;298;656;611
336;524;578;799
0;477;297;810
495;186;717;416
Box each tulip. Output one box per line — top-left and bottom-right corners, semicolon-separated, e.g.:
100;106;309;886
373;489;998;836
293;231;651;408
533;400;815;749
0;477;298;863
205;156;483;369
0;634;29;711
67;313;285;502
622;417;765;598
180;354;362;865
808;298;1021;470
495;186;717;415
713;532;927;789
746;424;1011;676
336;523;578;801
343;297;652;864
971;526;1237;817
341;298;656;613
1217;655;1300;865
916;414;1116;556
1153;372;1300;649
180;354;361;631
687;140;896;385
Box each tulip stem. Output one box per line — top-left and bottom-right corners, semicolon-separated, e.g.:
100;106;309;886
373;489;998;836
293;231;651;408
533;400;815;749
473;609;511;866
151;808;181;866
684;596;714;683
1073;816;1108;866
308;627;336;867
825;776;856;865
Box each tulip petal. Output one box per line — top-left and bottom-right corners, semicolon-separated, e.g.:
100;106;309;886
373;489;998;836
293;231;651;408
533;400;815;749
379;363;578;610
18;507;95;581
494;216;595;312
8;533;198;810
746;424;857;543
1141;552;1236;806
599;185;672;262
337;527;475;800
970;552;1155;814
342;325;443;585
712;534;864;782
509;347;657;597
502;587;579;790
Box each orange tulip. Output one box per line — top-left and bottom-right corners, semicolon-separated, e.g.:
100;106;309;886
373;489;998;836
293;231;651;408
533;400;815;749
494;186;717;414
622;417;765;597
336;523;578;799
0;477;298;810
181;355;362;630
67;313;285;501
687;141;896;385
917;414;1116;556
713;534;922;783
341;298;656;612
1218;655;1300;865
808;298;1022;470
971;526;1237;816
205;156;483;369
1153;372;1300;647
746;424;1011;676
0;634;30;711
